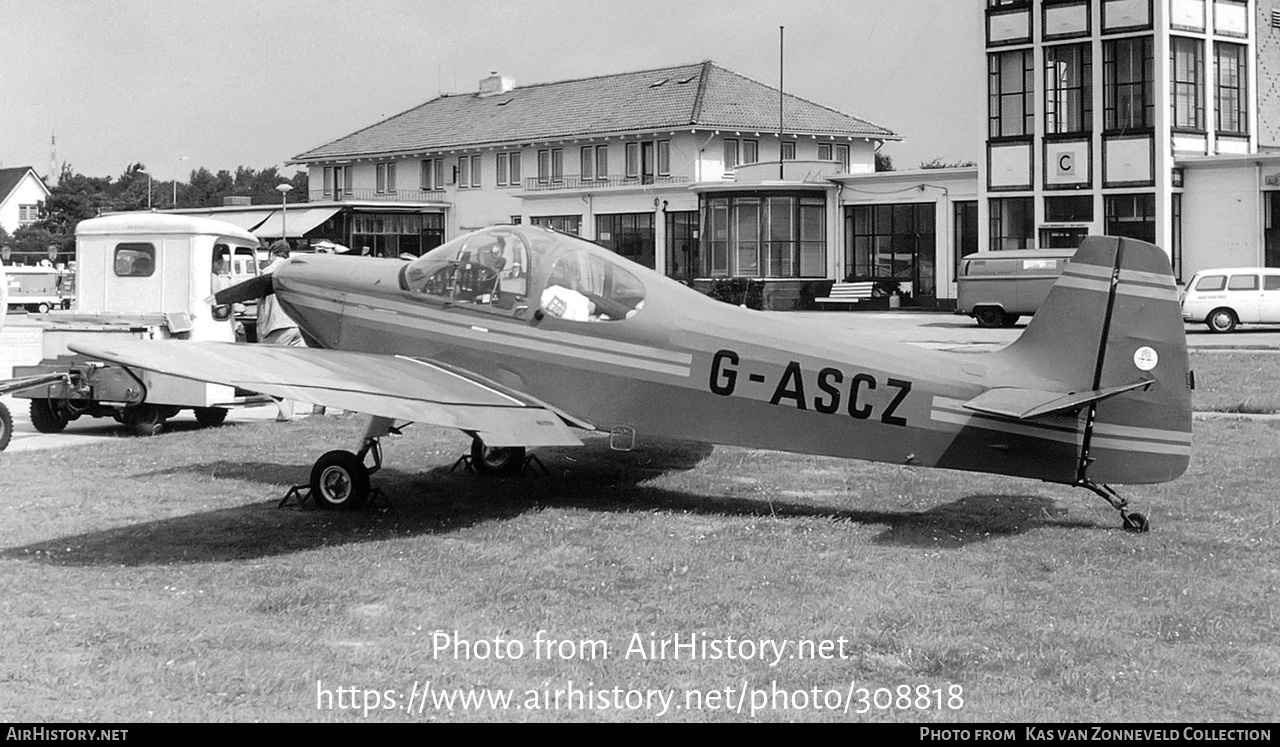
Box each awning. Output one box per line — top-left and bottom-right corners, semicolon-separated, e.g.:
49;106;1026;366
203;209;275;232
253;207;342;239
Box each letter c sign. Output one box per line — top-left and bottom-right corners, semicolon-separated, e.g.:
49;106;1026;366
1057;153;1074;175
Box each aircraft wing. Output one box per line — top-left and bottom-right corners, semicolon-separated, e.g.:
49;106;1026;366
961;380;1154;420
67;340;584;448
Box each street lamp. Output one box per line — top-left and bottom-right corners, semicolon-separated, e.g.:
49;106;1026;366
173;156;190;206
276;183;294;242
137;169;152;209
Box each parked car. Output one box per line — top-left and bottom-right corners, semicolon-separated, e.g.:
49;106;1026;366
1181;267;1280;332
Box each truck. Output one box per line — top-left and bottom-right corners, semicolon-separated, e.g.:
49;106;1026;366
7;213;272;444
4;265;75;314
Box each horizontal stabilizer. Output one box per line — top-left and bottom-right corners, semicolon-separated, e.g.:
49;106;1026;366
962;380;1154;420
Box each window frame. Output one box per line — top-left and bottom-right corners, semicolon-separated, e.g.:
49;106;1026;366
989;49;1035;139
1170;36;1205;132
1103;36;1155;132
1214;41;1248;135
1044;42;1093;135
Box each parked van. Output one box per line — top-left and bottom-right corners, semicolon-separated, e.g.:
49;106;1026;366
957;249;1074;327
1181;267;1280;332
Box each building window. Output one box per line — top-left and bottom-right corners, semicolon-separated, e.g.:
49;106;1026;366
657;140;670;176
954;201;979;279
1171;37;1204;131
457;155;480;189
1044;43;1092;134
323;167;334;196
626;142;641;178
835;144;851;171
700;192;825;278
18;204;39;226
421;159;444;191
989;49;1034;138
847;203;937;296
817;143;832;161
1104;193;1156;243
1172;193;1184;280
596;213;657;269
496;152;521;187
537;149;563;185
780;141;796;160
989;197;1034;250
531;215;580;235
1214;42;1248;135
1103;36;1154;131
1044;194;1094;222
376;162;397;194
723;139;758;170
580;145;607;182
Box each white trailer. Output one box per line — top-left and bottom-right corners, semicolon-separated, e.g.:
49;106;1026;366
10;213;271;440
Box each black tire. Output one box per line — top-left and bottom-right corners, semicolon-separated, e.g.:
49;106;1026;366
309;450;370;510
470;439;526;476
0;402;12;452
122;404;166;437
1000;313;1021;327
1206;308;1237;333
193;407;228;427
974;307;1004;328
29;399;69;434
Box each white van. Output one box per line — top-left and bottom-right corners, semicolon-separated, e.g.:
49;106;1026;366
1181;267;1280;332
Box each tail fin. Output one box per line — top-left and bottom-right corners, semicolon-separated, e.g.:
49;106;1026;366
996;236;1192;484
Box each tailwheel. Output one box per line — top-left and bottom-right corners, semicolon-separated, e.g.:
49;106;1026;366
1122;511;1150;534
309;450;371;510
470;438;527;476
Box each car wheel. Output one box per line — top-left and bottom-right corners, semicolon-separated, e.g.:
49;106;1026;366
29;399;69;434
974;307;1004;328
470;439;526;476
122;404;166;437
1206;308;1237;333
36;303;51;314
309;450;370;510
193;407;228;427
0;402;12;451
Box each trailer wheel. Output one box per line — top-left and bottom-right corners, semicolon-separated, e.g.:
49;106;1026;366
974;307;1005;328
122;404;166;437
29;399;69;434
194;407;228;427
0;402;12;451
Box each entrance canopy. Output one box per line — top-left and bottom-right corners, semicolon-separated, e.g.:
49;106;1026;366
253;207;342;239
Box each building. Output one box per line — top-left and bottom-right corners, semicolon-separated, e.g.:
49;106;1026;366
288;61;902;305
980;0;1280;280
0;166;50;238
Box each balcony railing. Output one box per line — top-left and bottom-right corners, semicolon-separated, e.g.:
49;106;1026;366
310;188;447;203
522;175;690;192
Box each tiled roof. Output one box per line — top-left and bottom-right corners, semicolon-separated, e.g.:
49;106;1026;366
0;167;44;203
292;61;898;163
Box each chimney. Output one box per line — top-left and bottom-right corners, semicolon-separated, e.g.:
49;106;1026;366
478;72;515;97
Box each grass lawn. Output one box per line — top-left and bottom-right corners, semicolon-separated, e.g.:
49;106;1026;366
1190;351;1280;414
0;368;1277;722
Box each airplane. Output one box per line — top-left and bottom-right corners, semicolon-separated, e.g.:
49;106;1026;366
69;225;1192;532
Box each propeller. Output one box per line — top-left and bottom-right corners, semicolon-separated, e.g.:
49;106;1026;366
212;273;275;306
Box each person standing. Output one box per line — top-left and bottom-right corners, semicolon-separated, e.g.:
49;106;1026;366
256;240;314;420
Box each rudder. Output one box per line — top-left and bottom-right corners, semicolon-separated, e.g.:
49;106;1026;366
997;236;1192;484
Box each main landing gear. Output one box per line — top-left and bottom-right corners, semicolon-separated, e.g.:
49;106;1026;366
280;417;543;510
1079;479;1150;533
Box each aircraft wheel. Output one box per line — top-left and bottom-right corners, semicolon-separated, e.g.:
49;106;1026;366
122;404;166;437
310;450;370;510
0;402;12;451
1122;512;1150;534
1206;308;1237;333
470;439;526;476
194;407;228;427
29;399;69;434
974;307;1004;328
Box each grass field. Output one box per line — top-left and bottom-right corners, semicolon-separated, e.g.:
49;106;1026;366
0;357;1277;722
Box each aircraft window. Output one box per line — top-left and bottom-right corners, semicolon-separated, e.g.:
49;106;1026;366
541;244;645;322
1194;275;1225;291
402;227;530;312
1227;274;1259;291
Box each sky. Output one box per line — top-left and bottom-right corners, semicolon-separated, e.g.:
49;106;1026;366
1;0;984;182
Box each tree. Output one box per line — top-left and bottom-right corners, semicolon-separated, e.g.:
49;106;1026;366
875;151;894;172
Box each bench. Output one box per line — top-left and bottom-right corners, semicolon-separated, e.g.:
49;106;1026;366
815;281;876;308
